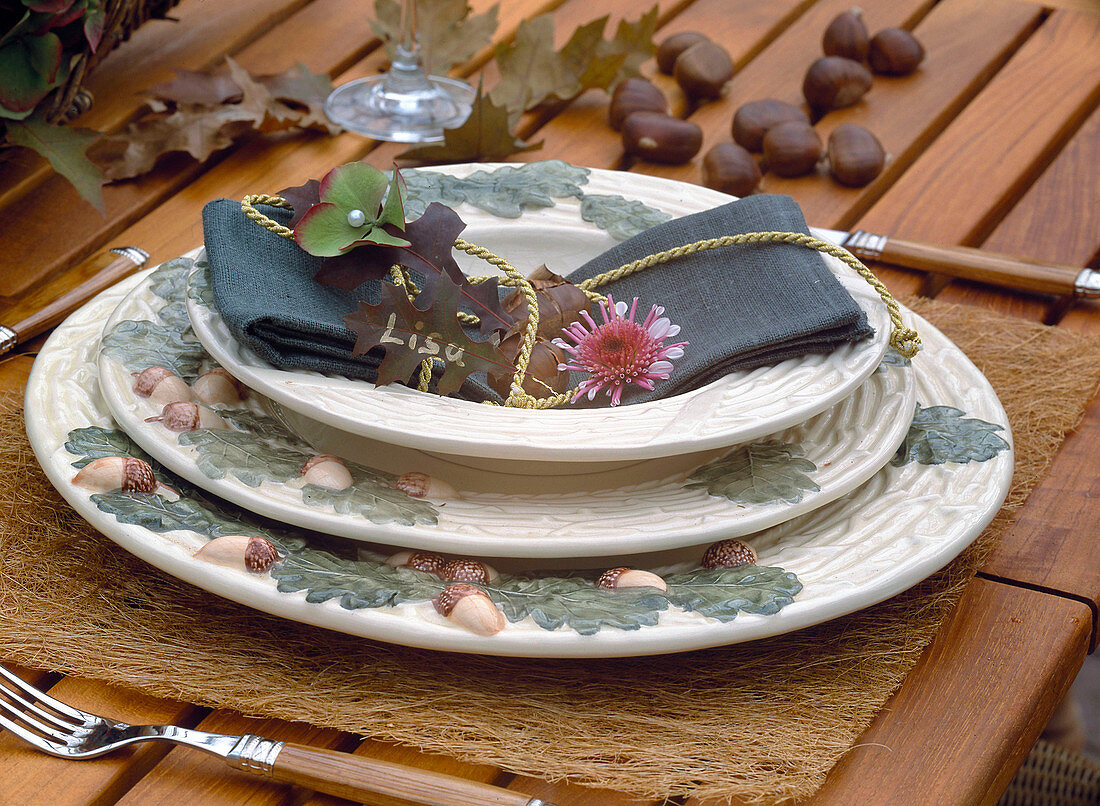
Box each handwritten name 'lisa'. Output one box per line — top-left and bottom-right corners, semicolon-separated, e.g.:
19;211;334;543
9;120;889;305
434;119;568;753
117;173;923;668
380;314;466;366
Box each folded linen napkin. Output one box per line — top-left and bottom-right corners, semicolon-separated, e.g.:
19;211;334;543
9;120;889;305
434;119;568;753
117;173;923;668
202;194;872;405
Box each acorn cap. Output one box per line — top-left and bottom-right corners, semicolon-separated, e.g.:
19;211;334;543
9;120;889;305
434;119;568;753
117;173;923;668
701;539;758;569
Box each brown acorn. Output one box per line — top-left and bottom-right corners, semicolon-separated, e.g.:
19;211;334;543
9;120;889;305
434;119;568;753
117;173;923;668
433;584;506;636
597;567;668;592
702;143;763;197
487;333;570;401
867;27;925;75
609;77;668;131
73;456;158;494
762;121;822;177
656;31;710;74
802;56;873;112
622;112;703;164
394;472;458;500
822;8;870;62
386;550;447;575
673;40;734;100
440;559;499;584
826;123;886;187
132;366;193;404
192;368;246;405
701;539;758;569
194;535;281;573
144;401;227;432
731;99;810;152
299;455;353;490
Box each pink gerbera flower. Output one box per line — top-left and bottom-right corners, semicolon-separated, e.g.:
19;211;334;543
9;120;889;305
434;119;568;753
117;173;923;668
553;295;687;406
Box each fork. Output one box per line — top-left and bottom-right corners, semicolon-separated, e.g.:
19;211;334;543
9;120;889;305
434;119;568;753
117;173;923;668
0;664;552;806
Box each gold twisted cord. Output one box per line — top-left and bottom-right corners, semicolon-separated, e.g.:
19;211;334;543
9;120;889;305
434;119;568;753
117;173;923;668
242;196;920;408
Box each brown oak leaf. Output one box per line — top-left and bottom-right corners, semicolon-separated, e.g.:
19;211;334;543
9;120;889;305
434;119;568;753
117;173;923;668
345;272;513;395
397;85;540;164
95;59;339;181
277;178;321;229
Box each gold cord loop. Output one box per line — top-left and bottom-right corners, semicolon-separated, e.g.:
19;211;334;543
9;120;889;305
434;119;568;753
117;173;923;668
242;196;920;408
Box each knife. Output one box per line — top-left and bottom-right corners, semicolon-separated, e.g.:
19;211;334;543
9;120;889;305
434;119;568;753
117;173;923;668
0;246;149;355
812;228;1100;299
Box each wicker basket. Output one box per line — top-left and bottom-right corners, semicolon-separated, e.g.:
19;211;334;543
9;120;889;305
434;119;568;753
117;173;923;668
999;740;1100;806
41;0;181;123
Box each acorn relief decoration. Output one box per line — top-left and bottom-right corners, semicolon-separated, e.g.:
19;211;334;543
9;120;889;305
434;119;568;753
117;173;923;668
433;584;506;636
145;401;228;432
194;535;282;573
701;538;758;569
394;472;458;500
72;456;179;501
386;551;447;574
192;368;246;406
133;366;193;405
299;455;353;491
440;559;499;584
597;567;668;592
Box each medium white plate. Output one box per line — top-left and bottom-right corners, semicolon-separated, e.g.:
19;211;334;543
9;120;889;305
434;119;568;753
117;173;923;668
98;258;914;558
28;274;1013;657
187;163;891;462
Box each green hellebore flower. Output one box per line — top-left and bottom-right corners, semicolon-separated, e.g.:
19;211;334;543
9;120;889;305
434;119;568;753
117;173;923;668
294;162;411;257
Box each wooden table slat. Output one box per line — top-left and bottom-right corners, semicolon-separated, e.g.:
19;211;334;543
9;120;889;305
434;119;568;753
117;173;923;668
854;7;1100;302
0;0;315;213
800;578;1091;805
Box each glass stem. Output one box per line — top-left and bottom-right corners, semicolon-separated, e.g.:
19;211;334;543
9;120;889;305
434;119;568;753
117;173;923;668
383;0;434;93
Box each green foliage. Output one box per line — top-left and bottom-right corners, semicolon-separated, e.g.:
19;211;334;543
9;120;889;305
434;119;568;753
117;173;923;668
580;194;671;241
294;164;410;257
487;575;668;634
64;425;148;468
892;404;1009;466
403;161;588;219
664;566;804;621
686;441;820;504
3;112;103;210
100;319;205;380
273;551;446;608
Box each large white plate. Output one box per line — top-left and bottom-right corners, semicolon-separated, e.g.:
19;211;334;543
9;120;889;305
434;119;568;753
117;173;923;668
97;259;915;558
187;163;891;462
28;274;1014;657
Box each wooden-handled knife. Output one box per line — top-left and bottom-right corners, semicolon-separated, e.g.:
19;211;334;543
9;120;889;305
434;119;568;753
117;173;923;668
0;247;148;356
814;228;1100;298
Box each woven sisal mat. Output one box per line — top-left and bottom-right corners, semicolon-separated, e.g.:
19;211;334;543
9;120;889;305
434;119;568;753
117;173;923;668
2;298;1100;805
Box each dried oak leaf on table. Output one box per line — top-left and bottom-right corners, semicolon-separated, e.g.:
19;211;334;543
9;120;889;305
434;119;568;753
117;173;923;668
398;86;540;164
94;58;340;181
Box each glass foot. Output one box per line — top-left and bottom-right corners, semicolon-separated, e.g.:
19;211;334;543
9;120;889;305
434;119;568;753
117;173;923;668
325;74;476;143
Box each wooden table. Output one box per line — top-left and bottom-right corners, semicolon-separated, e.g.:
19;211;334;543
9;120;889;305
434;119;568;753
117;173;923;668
1;0;1098;803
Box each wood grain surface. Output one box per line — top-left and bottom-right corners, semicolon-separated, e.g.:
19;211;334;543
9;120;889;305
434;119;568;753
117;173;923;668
0;0;1097;803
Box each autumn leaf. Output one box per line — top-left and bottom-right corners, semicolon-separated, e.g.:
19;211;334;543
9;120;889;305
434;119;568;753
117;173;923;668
371;0;499;76
4;111;104;211
295;163;410;256
345;272;514;395
397;85;540;164
277;178;320;228
315;202;513;337
95;59;340;181
489;7;658;117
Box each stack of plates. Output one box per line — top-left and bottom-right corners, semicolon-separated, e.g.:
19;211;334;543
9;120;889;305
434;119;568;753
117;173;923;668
26;165;1013;657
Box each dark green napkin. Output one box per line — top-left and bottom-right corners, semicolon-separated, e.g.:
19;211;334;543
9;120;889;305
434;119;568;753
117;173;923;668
562;193;873;402
202;194;872;405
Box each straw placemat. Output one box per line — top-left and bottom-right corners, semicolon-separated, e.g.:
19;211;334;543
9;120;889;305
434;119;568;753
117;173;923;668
2;297;1099;805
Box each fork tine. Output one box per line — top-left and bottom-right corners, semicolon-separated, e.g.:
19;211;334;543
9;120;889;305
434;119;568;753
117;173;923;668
0;676;84;734
0;696;75;745
0;665;89;721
